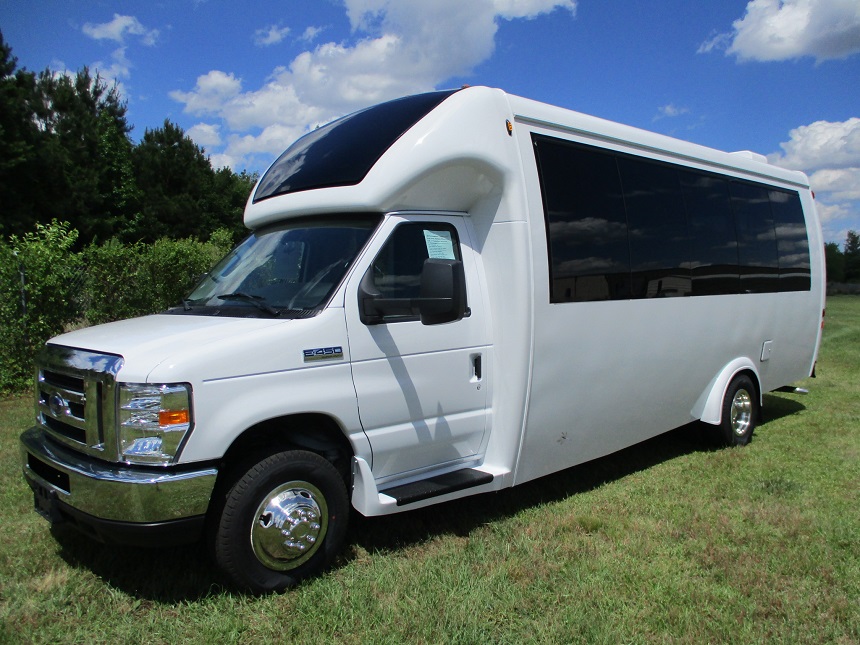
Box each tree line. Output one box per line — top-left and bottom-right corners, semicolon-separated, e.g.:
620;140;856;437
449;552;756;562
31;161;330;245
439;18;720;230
5;28;859;275
0;32;255;246
825;231;860;284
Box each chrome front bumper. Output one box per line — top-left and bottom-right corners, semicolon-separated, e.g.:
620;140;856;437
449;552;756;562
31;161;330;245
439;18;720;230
21;426;217;527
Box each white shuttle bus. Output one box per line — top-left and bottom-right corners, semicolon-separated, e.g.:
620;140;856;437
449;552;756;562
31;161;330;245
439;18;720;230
20;86;824;592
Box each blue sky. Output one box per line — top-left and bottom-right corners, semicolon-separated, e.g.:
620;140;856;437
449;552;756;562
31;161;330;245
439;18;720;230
2;0;859;245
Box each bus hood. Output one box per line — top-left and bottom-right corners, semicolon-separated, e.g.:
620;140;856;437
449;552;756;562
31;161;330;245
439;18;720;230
47;314;301;383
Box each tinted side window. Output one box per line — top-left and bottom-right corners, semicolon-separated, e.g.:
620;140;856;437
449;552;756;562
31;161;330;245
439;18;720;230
679;171;740;296
368;222;463;322
617;157;691;298
534;133;811;301
533;135;631;302
730;182;779;293
770;189;811;291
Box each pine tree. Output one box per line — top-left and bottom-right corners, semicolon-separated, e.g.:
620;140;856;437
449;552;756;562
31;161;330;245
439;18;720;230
844;230;860;282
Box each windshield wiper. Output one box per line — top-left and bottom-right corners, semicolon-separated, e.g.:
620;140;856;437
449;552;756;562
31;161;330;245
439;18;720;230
216;292;281;316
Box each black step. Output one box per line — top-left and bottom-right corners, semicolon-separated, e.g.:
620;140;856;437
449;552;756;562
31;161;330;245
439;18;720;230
382;468;494;506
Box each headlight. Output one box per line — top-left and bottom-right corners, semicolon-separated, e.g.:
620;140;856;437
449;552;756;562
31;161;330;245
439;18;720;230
118;383;193;465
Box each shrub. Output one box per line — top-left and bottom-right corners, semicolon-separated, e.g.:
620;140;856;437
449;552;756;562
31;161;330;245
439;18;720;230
80;240;150;325
81;229;235;325
0;220;82;390
0;222;236;391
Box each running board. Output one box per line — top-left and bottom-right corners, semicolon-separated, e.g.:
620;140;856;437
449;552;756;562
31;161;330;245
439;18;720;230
381;468;494;506
775;386;809;395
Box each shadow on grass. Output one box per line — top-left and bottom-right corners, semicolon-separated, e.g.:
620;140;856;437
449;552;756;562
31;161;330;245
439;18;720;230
348;393;806;554
347;422;715;554
51;524;232;602
762;392;806;423
50;393;806;601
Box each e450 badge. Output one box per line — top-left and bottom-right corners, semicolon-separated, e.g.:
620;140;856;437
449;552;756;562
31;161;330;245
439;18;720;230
303;346;344;362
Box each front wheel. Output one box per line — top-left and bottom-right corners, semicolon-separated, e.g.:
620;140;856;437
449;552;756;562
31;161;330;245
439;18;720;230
717;374;758;446
212;450;349;593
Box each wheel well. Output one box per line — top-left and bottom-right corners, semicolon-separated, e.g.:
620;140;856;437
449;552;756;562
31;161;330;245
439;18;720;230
698;362;763;427
218;414;354;487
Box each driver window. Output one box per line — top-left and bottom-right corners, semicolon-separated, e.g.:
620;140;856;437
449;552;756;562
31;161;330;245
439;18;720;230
369;222;464;319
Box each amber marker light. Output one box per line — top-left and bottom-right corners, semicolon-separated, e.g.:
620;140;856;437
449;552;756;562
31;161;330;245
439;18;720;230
160;408;190;426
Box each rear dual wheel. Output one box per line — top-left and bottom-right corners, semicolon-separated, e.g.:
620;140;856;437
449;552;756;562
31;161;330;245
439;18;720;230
716;374;758;446
212;450;349;593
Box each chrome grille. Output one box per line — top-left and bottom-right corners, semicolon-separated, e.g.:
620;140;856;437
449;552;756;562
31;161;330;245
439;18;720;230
35;345;124;461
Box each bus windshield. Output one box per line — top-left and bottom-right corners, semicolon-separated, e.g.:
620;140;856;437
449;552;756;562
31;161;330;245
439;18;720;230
179;215;380;318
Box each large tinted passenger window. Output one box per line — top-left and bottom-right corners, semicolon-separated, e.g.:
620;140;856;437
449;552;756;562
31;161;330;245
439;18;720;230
680;171;740;296
617;157;690;298
533;136;630;301
769;189;811;291
254;90;459;202
533;133;811;302
730;182;779;293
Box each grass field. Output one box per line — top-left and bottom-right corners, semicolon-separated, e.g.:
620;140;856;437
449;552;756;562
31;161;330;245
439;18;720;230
1;297;857;644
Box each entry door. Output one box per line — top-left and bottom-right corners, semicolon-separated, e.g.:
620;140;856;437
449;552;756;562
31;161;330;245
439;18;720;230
345;214;491;482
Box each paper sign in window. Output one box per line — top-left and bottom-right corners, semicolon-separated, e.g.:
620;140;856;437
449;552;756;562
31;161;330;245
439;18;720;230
423;230;455;259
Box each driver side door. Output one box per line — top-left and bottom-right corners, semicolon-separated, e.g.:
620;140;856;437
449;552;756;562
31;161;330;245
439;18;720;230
345;214;492;483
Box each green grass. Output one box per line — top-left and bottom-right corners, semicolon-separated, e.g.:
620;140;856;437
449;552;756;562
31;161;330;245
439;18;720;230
1;297;858;644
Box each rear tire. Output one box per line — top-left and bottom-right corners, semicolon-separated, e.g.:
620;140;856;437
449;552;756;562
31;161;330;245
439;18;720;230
717;374;758;446
213;450;349;593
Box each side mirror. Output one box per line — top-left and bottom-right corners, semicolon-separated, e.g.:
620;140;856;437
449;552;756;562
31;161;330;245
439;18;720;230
358;258;466;326
416;259;466;325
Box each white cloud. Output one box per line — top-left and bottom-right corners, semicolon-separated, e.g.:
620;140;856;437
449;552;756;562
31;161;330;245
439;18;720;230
187;123;222;148
697;32;731;55
226;124;309;158
653;104;689;121
809;167;860;201
814;200;851;224
699;0;860;62
769;117;860;243
170;0;577;169
83;14;159;46
492;0;577;19
207;152;237;171
768;117;860;171
82;14;159;87
254;24;291;47
92;47;133;82
211;124;313;174
170;71;243;116
813;199;856;244
300;26;324;42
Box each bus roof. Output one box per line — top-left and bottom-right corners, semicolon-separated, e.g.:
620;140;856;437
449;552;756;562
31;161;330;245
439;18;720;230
244;86;810;230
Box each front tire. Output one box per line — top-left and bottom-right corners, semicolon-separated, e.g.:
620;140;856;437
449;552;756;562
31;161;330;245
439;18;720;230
213;450;349;593
717;374;758;446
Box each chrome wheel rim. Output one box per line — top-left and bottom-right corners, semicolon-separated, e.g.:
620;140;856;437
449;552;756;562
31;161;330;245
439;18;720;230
730;388;753;436
251;481;328;571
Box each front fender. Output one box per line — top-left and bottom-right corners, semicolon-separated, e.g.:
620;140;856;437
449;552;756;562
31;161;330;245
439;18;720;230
178;362;370;465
